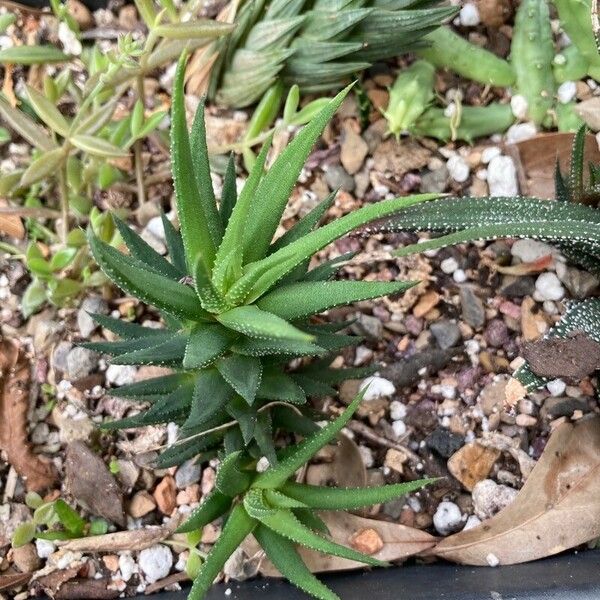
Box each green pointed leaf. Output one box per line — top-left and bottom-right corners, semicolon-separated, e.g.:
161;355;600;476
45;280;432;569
217;305;313;342
26;85;69;136
71;135;129;158
226;396;257;444
88;231;210;321
54;499;86;535
110;334;186;367
177;489;232;533
182;369;232;432
281;479;434;510
154;20;234;40
171;54;222;273
160;212;187;274
256;508;386;567
81;331;174;356
217;354;262;405
242;85;353;264
183;324;236;369
257;280;416;320
112;373;190;400
0;98;55;151
114;217;182;279
20;148;67;187
254;390;365;489
215;451;253;497
254;411;277;466
254;526;339;600
91;313;167;339
220;153;238;225
293;507;330;533
263;490;307;509
188;505;255;600
0;45;69;65
228;193;438;305
257;371;306;404
232;336;326;357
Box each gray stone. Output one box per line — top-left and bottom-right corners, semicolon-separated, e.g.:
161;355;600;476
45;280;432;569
500;276;535;298
425;427;464;458
175;458;202;489
351;313;383;341
325;164;355;192
419;166;449;193
557;265;599;299
459;285;485;329
542;396;589;418
472;479;517;520
430;320;461;350
77;296;109;338
65;347;99;380
52;341;73;373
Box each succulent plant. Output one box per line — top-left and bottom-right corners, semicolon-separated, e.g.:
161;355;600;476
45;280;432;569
192;0;458;108
84;52;438;599
85;53;436;469
376;125;600;393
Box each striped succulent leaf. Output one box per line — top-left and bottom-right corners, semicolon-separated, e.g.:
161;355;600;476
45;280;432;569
376;126;600;391
206;0;458;107
86;52;435;469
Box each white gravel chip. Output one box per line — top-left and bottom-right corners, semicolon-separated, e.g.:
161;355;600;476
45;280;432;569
547;379;566;397
360;376;396;400
510;95;529;119
392;420;407;438
440;257;458;274
511;239;557;263
105;364;137;386
506;122;537;144
446;155;470;183
557;81;577;104
459;3;480;26
138;545;173;583
535;272;565;301
35;539;55;559
487;155;518;196
389;400;407;421
119;553;137;582
481;146;501;164
433;501;463;536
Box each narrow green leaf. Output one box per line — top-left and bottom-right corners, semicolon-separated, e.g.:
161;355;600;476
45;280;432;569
242;85;353;263
177;489;232;533
257;371;306;404
54;499;86;535
226;396;257;444
0;45;69;65
160;212;187;274
90;313;167;339
88;231;210;321
182;369;232;432
20;148;67;187
257;280;416;320
232;336;326;357
281;479;434;510
254;390;365;489
216;354;262;405
254;411;277;466
215;451;253;497
112;373;190;399
219;153;238;225
171;55;221;273
188;505;255;600
110;334;186;367
71;135;129;158
0;98;55;151
114;217;182;279
183;324;236;369
256;508;386;567
154;20;234;40
26;85;69;136
217;305;313;342
255;526;339;600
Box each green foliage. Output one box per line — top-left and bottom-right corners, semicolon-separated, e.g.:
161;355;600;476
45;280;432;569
85;52;438;599
179;394;432;600
12;495;108;547
197;0;458;108
379;125;600;392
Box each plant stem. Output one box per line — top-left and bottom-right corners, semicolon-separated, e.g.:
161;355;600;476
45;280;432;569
134;75;147;206
0;241;22;256
57;163;69;246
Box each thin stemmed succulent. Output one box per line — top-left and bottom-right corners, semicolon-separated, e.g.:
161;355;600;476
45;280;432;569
376;125;600;393
85;52;438;468
189;0;458;107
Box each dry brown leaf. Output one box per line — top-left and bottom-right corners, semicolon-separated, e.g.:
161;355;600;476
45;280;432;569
56;522;176;552
248;511;437;577
0;339;57;492
506;132;600;199
55;578;120;600
432;416;600;565
0;201;25;239
0;572;32;592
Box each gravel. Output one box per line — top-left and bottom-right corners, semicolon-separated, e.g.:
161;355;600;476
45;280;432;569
138;545;174;583
433;501;463;535
487;155;518;196
65;347;99;380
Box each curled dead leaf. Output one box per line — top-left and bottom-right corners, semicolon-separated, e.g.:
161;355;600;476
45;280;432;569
432;416;600;565
0;339;57;492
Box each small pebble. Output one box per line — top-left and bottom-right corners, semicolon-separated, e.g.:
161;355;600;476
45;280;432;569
505;122;537;143
433;501;463;536
510;95;528;119
481;147;501;164
535;272;565;301
546;379;566;397
392;420;407;437
389;400;407;421
105;364;137;386
447;155;470;183
453;269;467;283
459;2;480;25
486;553;500;567
360;376;396;400
119;553;137;582
35;539;55;559
511;239;556;263
138;545;173;583
487;155;518;196
440;257;459;274
557;81;577;104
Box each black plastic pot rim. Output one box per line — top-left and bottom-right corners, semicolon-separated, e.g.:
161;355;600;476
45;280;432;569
147;549;600;600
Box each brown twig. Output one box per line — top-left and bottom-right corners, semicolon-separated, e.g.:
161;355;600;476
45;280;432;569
347;420;421;464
